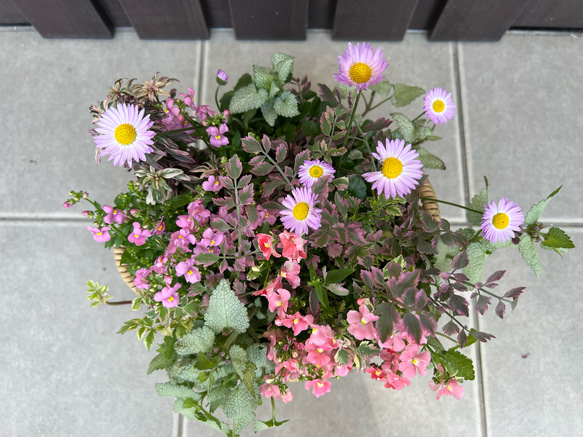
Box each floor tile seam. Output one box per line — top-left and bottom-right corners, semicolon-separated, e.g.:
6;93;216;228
197;38;207;108
455;42;488;437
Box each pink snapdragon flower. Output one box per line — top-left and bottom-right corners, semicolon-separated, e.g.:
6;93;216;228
187;200;211;224
102;205;126;224
278;231;307;261
202;175;223;192
305;378;332;398
253;276;283;298
304;340;333;367
429;379;465;400
347;305;379;340
154;283;181;308
398;343;431;378
87;226;111;242
280;389;294;403
260;383;281;400
207;124;229;147
267;288;291;313
280;261;301;288
128;222;152;246
175;258;201;284
257;233;281;260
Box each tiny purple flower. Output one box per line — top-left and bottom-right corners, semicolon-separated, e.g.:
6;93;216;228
202;175;223;192
216;69;229;86
102;205;126;225
154;283;181;308
128;222;152;246
207;124;229;148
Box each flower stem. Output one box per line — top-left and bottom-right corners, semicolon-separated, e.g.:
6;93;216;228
419;197;483;215
412;112;425;122
341;90;362;151
215;86;222;111
105;300;133;306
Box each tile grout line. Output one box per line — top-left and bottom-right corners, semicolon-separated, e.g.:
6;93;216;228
453;42;488;437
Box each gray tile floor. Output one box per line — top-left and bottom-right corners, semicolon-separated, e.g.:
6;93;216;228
0;27;581;437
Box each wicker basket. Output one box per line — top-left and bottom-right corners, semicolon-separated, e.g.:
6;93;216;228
114;180;440;293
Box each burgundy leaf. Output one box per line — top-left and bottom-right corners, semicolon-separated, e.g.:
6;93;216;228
486;270;506;284
495;301;506;319
451;251;469;270
475;295;491;315
504;287;526;298
457;330;468;348
470;331;495;342
442;320;460;336
275;142;288;163
449;294;469;316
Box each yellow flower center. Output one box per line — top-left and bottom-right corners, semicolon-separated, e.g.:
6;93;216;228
97;232;102;236
447;384;452;391
309;165;324;178
113;209;117;214
381;157;403;179
361;318;367;325
114;123;137;145
375;371;381;376
292;202;310;220
168;296;174;302
492;212;510;229
215;135;221;140
187;270;193;276
293;318;298;324
349;62;372;84
317;383;324;388
432;99;445;113
211;240;215;245
317;348;323;353
277;301;283;306
134;234;139;239
214;181;220;185
412;358;418;365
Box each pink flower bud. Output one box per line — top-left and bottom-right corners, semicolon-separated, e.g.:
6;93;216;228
63;201;72;208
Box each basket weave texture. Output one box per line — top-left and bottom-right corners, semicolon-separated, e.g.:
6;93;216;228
114;179;441;294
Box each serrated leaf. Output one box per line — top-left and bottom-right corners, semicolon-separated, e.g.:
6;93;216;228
541;227;575;249
467;184;488;226
272;52;294;84
335;348;350;365
241;136;262;153
230;84;268;114
175;326;215;355
224;385;257;421
390;113;414;143
229;344;248;379
227;154;242;180
252;65;276;89
417;146;446;170
463;241;487;283
147;352;176;375
204;279;250;334
442;350;475;380
525;186;561;225
518;235;543;276
273;91;300;118
390;83;425;107
275;142;288;163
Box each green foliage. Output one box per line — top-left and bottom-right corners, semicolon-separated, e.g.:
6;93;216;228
467;178;488;226
155;381;197;399
416;146;446;170
175;326;216;355
86;280;112;307
390;83;426;108
204;279;250;334
390;112;415;143
441;350;475;381
518;235;543;277
525;186;561;225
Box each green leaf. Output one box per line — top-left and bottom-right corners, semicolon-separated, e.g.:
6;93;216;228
175;326;215;355
261;100;278;127
325;268;354;284
463;241;486;283
390;83;425;108
272;52;295;84
147;352;176;375
195;252;220;264
194;353;220;370
314;283;329;309
442;350;475;380
204;279;250;334
390;112;414;143
273;91;300;118
525;186;562;225
541;227;575;249
241;136;262;154
348;175;367;200
518;234;543;276
467;178;488;226
229;345;248;379
368;77;392;98
416;146;446;170
252;65;276;89
224;385;257;420
144;331;156;351
229;84;268;114
242;362;258;400
155;381;196;399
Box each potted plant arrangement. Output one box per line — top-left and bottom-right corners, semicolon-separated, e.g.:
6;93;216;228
65;42;574;436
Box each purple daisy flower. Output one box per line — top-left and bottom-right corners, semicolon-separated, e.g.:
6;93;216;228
298;160;336;188
94;104;155;167
216;69;229;86
363;139;424;199
481;198;524;243
280;187;322;236
333;42;388;91
423;87;456;125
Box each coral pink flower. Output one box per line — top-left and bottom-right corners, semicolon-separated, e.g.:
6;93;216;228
347;305;379;340
128;222;152;246
253;276;283;297
280;261;301;288
278;231;307;261
383;372;411;391
87;226;111;242
305;379;332;398
276;312;313;336
260;383;281;400
378;330;406;352
280;389;294;403
257;233;281;261
334;364;352;377
154;283;181;308
429;379;465;400
102;205;126;224
365;366;386;381
398;344;431;378
267;288;291;313
305;340;333;367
